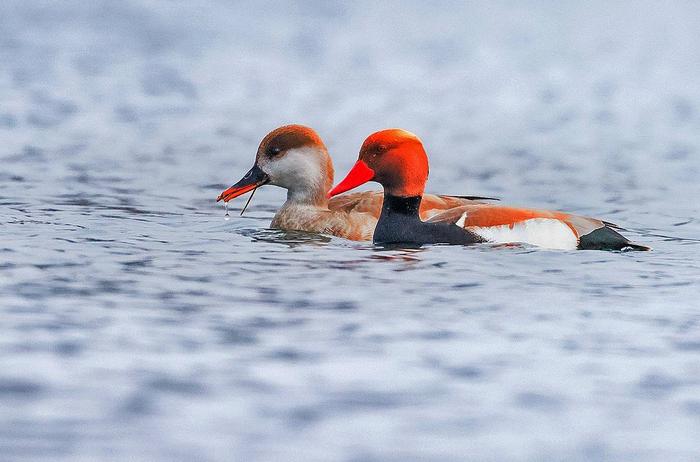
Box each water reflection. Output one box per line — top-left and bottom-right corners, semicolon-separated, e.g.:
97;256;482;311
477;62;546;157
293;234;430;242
242;228;333;247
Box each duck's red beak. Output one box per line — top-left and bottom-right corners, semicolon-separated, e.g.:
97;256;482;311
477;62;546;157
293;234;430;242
216;164;270;202
328;160;375;198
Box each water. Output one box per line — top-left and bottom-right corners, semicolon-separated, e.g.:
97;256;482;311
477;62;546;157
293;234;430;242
1;1;700;461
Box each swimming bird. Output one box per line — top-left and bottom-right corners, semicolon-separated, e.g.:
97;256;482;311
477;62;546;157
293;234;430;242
329;129;650;250
216;125;495;241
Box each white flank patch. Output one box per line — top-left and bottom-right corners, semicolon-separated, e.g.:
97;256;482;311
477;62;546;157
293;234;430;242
455;212;468;228
468;218;578;250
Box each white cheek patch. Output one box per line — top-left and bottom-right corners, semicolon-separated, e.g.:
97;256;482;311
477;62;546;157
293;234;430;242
264;148;323;191
468;218;578;250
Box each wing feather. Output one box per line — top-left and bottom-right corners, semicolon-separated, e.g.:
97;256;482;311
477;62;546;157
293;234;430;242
328;191;495;220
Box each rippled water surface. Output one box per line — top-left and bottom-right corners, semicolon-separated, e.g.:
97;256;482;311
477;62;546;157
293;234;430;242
2;1;700;461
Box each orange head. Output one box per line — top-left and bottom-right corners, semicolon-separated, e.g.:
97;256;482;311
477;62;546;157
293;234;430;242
329;129;429;198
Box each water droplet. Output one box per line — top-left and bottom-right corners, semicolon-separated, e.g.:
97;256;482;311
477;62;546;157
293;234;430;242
224;201;230;220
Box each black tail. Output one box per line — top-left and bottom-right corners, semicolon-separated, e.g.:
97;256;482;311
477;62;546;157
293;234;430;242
578;225;651;251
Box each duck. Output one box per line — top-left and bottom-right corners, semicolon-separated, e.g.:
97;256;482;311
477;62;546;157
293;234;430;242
328;128;650;250
216;125;496;241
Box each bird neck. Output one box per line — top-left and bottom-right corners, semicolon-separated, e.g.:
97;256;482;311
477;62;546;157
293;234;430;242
285;183;330;207
380;193;422;221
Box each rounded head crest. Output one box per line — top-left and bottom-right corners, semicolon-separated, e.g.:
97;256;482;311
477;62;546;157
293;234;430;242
358;128;428;197
258;124;326;159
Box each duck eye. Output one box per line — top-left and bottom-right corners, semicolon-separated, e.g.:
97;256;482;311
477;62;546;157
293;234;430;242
268;146;282;157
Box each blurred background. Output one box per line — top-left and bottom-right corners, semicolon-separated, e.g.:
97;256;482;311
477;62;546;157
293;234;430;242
1;1;699;461
3;0;699;203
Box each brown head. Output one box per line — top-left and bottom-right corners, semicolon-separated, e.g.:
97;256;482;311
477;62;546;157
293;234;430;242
329;129;429;198
217;125;334;205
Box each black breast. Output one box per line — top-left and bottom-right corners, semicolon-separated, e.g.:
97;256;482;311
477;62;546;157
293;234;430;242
373;195;483;246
